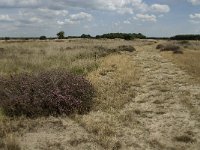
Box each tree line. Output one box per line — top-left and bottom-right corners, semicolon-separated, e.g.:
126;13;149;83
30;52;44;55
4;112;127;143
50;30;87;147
0;31;146;40
170;34;200;40
56;32;146;40
1;32;200;40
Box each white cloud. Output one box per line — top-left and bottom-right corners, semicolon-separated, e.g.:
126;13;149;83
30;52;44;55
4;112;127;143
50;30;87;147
189;13;200;24
123;20;131;24
69;12;93;21
135;14;157;22
0;0;170;15
0;14;13;21
190;13;200;19
38;8;68;17
189;20;200;24
117;8;134;14
57;12;93;25
29;17;42;23
65;19;78;25
57;21;65;25
151;4;170;13
188;0;200;5
0;0;41;8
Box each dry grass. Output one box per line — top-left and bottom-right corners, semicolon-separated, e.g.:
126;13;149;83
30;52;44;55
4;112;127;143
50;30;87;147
74;53;140;148
0;39;136;76
0;39;138;149
88;53;139;112
161;49;200;83
0;117;21;150
0;40;97;76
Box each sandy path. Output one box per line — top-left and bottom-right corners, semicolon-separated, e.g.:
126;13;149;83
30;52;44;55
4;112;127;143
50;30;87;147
19;44;200;150
119;45;200;149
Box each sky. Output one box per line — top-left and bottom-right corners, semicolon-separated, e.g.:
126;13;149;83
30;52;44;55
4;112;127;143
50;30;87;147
0;0;200;37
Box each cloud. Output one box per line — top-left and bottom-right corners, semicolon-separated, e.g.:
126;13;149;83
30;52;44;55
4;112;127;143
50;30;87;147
0;0;41;8
57;12;93;25
189;13;200;24
188;0;200;5
190;13;200;19
29;17;42;23
123;20;131;24
69;12;93;21
38;8;68;17
135;14;157;22
0;0;170;15
0;14;13;21
117;8;134;14
57;21;65;25
151;4;170;13
189;20;200;24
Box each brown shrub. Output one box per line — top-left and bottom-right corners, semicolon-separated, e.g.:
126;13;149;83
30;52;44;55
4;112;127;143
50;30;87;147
173;50;184;54
94;45;136;58
118;45;136;52
160;44;181;52
0;70;94;117
156;44;164;49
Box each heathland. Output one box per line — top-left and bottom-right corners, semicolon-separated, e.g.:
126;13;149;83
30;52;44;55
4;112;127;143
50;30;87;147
0;39;200;150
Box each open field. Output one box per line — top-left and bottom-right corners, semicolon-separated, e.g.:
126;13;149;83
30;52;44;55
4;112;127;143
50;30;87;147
0;39;200;150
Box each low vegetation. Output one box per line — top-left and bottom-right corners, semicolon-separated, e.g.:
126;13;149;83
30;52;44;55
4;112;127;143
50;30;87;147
159;40;200;83
0;70;94;117
156;43;183;54
75;53;140;148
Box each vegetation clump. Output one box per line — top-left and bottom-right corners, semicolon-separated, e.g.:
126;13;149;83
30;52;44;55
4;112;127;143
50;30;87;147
94;45;136;58
0;70;94;117
95;33;146;40
39;36;47;40
157;44;183;54
118;45;136;52
57;31;65;39
156;44;164;50
171;34;200;40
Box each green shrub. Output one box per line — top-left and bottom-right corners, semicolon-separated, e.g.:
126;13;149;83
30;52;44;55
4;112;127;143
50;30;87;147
39;36;47;40
0;70;94;117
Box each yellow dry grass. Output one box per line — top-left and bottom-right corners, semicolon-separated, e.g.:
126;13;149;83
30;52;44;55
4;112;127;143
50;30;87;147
74;53;140;148
161;49;200;84
88;53;138;112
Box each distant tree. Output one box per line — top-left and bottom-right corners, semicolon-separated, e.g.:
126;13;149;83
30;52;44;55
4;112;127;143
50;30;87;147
57;31;65;39
81;34;91;38
124;34;132;40
5;37;10;41
171;34;200;40
95;33;146;40
39;36;47;40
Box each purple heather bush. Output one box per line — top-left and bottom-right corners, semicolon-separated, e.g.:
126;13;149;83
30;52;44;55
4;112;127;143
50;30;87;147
0;70;94;117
